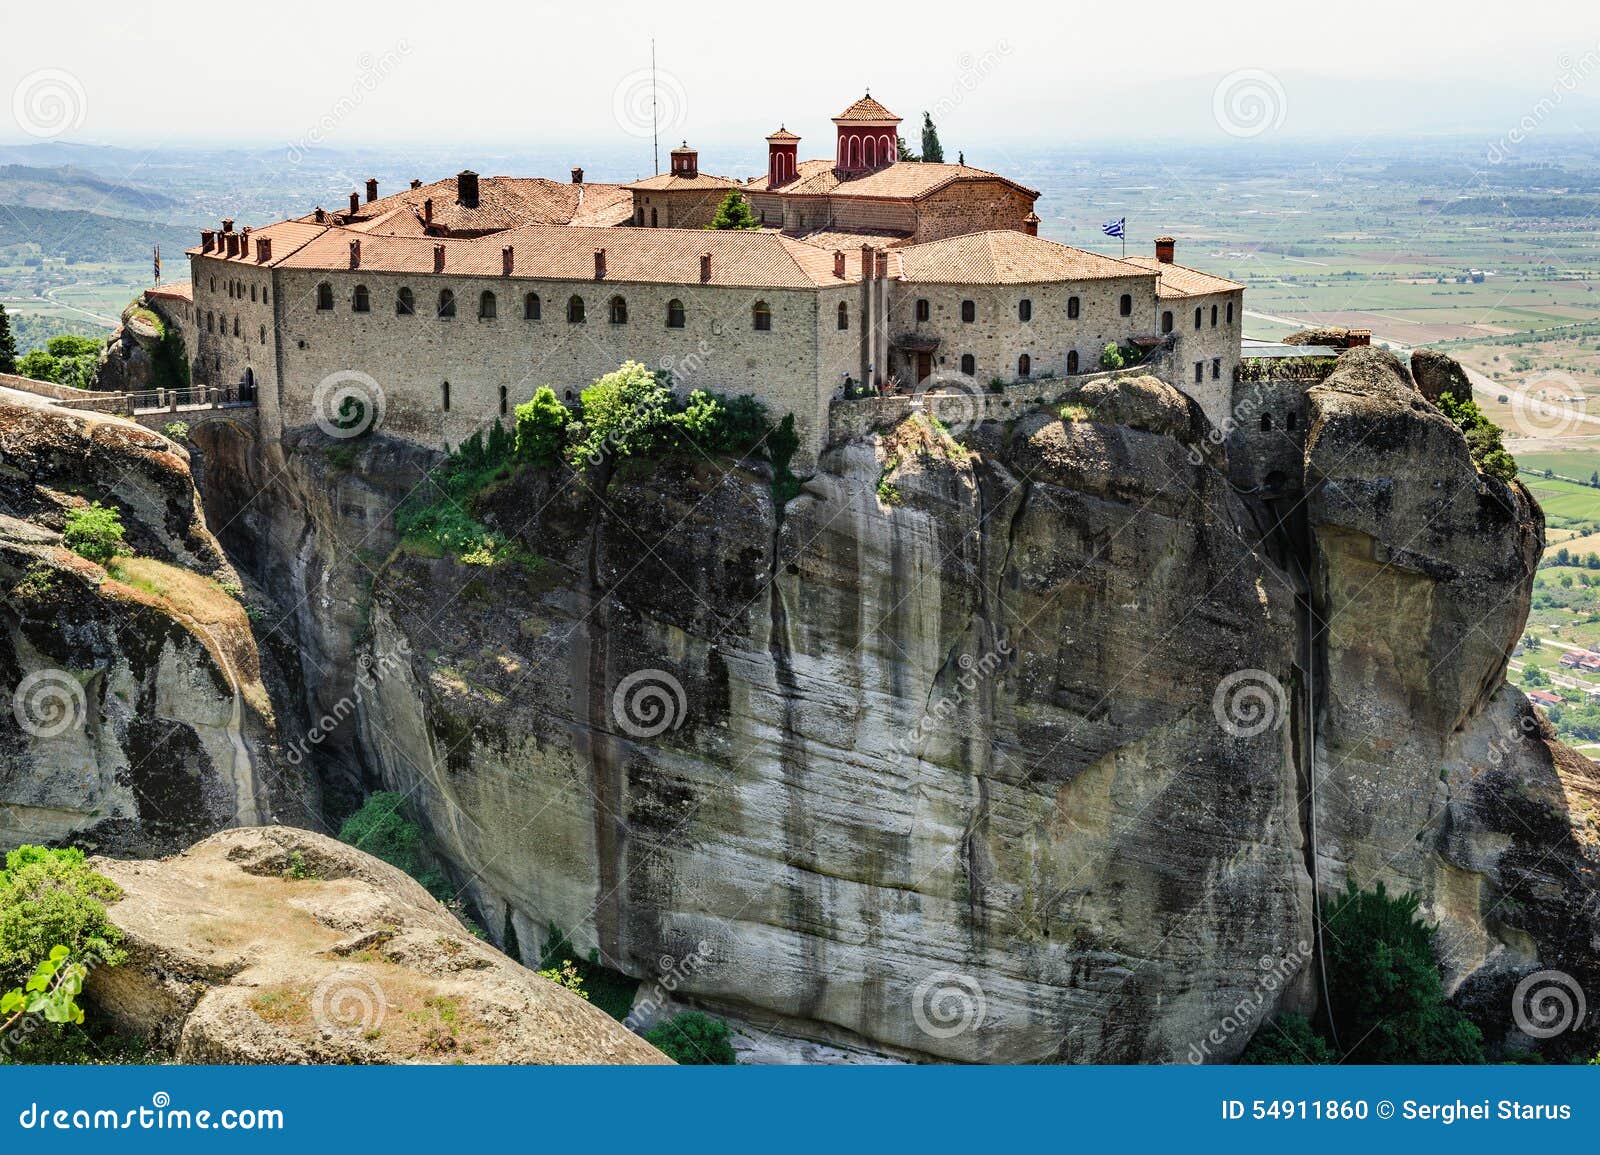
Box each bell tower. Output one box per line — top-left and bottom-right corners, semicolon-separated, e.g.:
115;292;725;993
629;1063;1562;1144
833;91;900;174
766;126;799;187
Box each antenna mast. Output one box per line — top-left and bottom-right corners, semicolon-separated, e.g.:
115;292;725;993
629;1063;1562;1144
651;39;659;176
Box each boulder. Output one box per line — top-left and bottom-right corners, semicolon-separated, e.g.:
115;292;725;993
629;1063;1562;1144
1410;346;1474;405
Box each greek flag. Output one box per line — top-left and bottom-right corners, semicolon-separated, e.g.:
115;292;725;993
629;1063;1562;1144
1101;218;1126;238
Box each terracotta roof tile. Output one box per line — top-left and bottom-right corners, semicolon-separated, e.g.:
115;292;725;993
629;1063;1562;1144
322;176;629;237
766;126;800;141
792;228;913;251
834;94;900;123
147;282;193;302
623;171;743;192
1123;256;1244;297
896;230;1153;285
746;159;1037;201
187;220;330;265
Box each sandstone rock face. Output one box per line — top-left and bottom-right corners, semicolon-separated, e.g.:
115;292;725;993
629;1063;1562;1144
89;826;668;1064
1410;346;1474;405
0;396;291;854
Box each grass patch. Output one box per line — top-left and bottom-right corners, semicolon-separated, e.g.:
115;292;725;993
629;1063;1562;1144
395;423;539;569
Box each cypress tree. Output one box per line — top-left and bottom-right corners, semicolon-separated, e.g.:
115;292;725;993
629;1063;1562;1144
0;303;16;374
707;190;761;230
921;112;945;164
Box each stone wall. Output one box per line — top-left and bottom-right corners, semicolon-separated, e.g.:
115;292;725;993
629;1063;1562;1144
1166;289;1243;428
913;182;1035;242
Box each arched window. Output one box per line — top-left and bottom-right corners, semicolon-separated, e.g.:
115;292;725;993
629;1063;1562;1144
1260;412;1273;432
915;298;930;322
232;317;239;336
438;289;456;318
752;300;772;331
960;353;976;376
1066;349;1080;374
650;207;658;227
1194;307;1203;329
442;380;451;411
1161;310;1173;333
609;295;627;324
259;325;266;344
524;292;540;320
1018;298;1032;322
1227;301;1235;324
396;287;415;315
960;299;975;323
1120;294;1133;317
352;284;370;312
636;208;644;226
1067;296;1081;319
479;290;497;320
1211;304;1219;327
499;385;508;416
865;136;876;168
849;138;861;168
666;298;685;328
316;282;333;310
1212;358;1222;380
1018;353;1031;378
262;286;269;304
250;284;257;302
209;276;215;291
837;301;849;330
206;310;214;332
567;295;585;323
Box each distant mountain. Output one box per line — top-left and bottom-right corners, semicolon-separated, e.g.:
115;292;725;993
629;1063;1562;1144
0;164;183;220
0;204;193;265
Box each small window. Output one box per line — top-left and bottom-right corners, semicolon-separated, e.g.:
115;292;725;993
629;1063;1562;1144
499;385;508;416
1119;294;1132;317
1161;310;1173;334
1260;412;1273;432
209;276;215;291
442;381;451;412
524;292;540;320
397;287;415;315
263;287;269;304
960;299;975;323
259;325;266;345
568;295;585;323
438;289;456;318
480;290;497;320
959;353;976;376
250;284;257;303
316;282;333;310
609;295;627;324
1226;301;1235;324
837;301;849;330
1211;304;1219;328
352;284;370;312
1018;298;1032;322
1212;357;1222;380
1194;361;1204;384
232;317;239;336
915;298;930;322
666;298;685;328
1067;295;1081;320
650;207;658;227
1018;353;1031;378
1066;349;1079;374
1194;307;1203;330
753;300;772;331
207;310;214;332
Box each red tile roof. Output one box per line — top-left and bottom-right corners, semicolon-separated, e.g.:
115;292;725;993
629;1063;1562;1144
745;158;1037;201
834;94;900;123
1123;256;1244;297
315;175;632;237
897;230;1152;285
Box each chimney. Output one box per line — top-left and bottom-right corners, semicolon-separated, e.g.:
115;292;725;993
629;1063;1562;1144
1154;236;1175;264
594;249;607;279
876;250;889;279
410;178;422;189
433;244;445;273
833;249;845;278
349;239;361;269
860;244;874;280
224;232;239;257
349;191;361;215
1348;329;1371;347
365;178;379;203
1023;212;1040;237
457;169;479;208
570;166;584;184
201;230;215;253
700;252;711;283
423;198;433;225
256;237;272;262
314;207;326;224
669;142;698;179
221;218;234;233
502;245;514;275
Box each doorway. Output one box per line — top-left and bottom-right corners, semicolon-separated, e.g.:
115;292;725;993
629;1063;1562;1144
915;352;932;384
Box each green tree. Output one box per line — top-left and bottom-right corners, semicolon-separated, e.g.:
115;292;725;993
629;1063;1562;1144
920;112;945;163
1436;390;1516;482
1239;1013;1339;1064
897;136;917;162
1322;881;1483;1063
568;361;676;464
643;1011;737;1064
0;847;125;985
0;302;16;374
338;792;450;900
706;190;761;231
62;502;130;564
513;386;570;464
16;349;58;383
1100;342;1126;371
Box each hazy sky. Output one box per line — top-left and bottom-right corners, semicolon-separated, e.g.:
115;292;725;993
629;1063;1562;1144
5;0;1600;157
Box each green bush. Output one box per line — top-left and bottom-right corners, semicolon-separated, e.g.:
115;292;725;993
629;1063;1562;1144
337;792;450;900
396;423;533;567
163;420;190;442
1099;342;1126;371
513;386;570;464
1239;1013;1339;1064
61;502;130;564
567;361;676;465
537;924;638;1022
1437;389;1516;482
643;1011;737;1064
0;847;125;986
